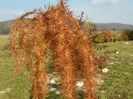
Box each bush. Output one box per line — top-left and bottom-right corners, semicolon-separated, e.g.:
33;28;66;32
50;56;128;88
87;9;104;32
11;1;96;99
122;29;133;40
120;34;129;41
93;30;119;43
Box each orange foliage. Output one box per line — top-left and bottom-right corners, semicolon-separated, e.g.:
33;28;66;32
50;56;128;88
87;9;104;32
100;30;117;42
10;1;95;99
94;29;118;43
121;34;129;41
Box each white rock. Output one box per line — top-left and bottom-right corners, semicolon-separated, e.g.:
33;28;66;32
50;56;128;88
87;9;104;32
55;91;61;94
76;81;84;88
50;79;56;84
124;42;129;45
116;51;119;54
50;88;56;92
102;68;109;73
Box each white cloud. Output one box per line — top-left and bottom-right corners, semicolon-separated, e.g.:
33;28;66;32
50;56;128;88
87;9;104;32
91;0;124;6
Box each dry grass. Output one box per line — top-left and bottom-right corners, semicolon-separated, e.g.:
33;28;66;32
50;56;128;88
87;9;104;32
0;35;9;40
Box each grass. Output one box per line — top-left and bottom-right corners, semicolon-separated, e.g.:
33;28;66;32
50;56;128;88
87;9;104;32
0;37;133;99
0;38;31;99
96;41;133;99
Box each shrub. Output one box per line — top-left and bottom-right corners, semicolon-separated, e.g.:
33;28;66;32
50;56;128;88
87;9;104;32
93;29;119;43
122;29;133;40
10;0;95;99
120;34;129;41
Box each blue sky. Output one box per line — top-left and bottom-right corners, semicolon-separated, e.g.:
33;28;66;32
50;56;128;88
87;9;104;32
0;0;133;24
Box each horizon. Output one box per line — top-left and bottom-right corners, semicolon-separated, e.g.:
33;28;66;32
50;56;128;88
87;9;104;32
1;19;133;25
0;0;133;24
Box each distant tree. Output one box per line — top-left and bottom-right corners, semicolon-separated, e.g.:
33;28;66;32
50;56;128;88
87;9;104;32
0;28;10;35
112;28;116;31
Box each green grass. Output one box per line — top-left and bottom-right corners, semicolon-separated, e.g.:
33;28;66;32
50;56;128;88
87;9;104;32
0;38;133;99
96;41;133;99
0;38;31;99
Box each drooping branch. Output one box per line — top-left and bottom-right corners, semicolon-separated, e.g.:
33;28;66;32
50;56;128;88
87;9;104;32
11;1;95;99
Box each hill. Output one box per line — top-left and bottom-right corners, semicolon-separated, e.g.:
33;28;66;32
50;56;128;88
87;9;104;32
1;20;133;34
0;20;15;35
95;23;133;31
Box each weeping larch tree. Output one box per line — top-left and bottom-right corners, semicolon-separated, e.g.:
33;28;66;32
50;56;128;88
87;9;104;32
10;0;96;99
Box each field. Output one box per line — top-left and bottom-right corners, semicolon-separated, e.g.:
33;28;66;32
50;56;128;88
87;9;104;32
0;36;133;99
